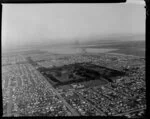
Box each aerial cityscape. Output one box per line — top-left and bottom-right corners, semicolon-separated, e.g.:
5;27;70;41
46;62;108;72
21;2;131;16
2;46;146;117
2;2;146;118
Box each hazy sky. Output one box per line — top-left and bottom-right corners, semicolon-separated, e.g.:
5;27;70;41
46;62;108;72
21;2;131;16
2;1;145;49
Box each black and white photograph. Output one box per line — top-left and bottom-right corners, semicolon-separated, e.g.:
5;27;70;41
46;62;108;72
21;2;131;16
2;0;146;117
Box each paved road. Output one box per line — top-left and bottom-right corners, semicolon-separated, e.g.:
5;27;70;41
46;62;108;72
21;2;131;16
114;108;146;116
7;87;13;117
75;91;106;116
104;84;130;97
32;65;80;116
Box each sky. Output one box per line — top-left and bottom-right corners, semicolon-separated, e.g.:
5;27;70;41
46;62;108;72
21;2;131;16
2;1;145;50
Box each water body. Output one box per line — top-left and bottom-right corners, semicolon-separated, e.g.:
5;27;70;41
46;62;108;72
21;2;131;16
40;47;118;54
2;43;145;57
109;48;145;57
40;46;145;57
